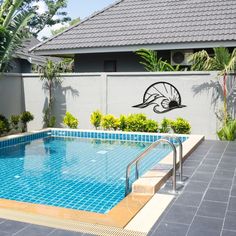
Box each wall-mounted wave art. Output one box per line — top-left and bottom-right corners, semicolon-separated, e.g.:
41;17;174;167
133;82;186;114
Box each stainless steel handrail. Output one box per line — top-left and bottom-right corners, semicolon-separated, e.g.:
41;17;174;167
162;135;183;183
125;139;177;196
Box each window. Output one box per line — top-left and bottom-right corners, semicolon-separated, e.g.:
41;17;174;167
104;60;117;72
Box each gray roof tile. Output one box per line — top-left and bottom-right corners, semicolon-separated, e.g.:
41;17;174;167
33;0;236;52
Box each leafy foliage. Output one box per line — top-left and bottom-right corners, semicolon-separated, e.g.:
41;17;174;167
51;17;80;36
20;111;34;132
10;115;20;130
217;119;236;141
101;114;120;130
90;110;103;129
159;118;172;133
39;60;63;127
0;0;34;72
170;117;191;134
189;48;236;74
135;48;181;72
0;114;10;135
189;47;236;125
63;112;78;129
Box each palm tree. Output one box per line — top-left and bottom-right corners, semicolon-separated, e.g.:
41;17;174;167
189;47;236;124
0;0;34;72
39;59;63;127
135;48;180;72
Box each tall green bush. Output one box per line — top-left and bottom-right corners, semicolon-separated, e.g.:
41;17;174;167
101;114;120;130
170;117;191;134
63;112;78;129
10;115;20;130
159;118;171;133
217;119;236;141
90;110;103;129
0;114;10;135
20;111;34;132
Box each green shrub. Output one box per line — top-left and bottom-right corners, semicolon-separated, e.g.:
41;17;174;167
43;108;56;128
217;119;236;141
101;114;120;130
10;115;20;130
125;114;147;132
90;110;103;129
20;111;34;132
63;112;79;129
159;118;171;133
0;115;10;135
171;117;191;134
144;119;158;133
119;114;127;131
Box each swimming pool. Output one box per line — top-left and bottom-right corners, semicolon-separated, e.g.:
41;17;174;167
0;129;187;214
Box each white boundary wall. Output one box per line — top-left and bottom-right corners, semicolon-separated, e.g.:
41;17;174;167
0;72;221;139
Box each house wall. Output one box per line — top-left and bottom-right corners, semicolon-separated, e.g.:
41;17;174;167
74;51;170;72
5;72;221;139
0;74;25;117
0;71;224;139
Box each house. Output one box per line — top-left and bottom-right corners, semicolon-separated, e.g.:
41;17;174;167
11;37;61;73
31;0;236;72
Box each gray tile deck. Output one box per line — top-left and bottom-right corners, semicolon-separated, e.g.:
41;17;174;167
148;140;236;236
0;140;235;236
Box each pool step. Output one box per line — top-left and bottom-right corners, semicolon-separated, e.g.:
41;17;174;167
132;164;173;195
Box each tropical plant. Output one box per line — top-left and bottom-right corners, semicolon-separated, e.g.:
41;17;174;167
10;114;20;130
63;112;78;129
189;47;236;124
159;118;171;133
170;117;191;134
135;48;181;72
39;59;63;127
144;119;158;133
119;114;127;131
101;114;120;130
20;111;34;132
125;113;147;132
217;119;236;141
90;110;103;129
0;114;10;135
0;0;34;72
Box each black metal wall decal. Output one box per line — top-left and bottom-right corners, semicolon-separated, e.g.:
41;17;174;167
133;82;186;114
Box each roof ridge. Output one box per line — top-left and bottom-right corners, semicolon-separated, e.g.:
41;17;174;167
30;0;125;52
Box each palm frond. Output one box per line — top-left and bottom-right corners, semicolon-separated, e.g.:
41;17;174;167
0;10;34;72
189;50;211;71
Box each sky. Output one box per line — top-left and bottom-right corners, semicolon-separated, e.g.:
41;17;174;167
38;0;115;39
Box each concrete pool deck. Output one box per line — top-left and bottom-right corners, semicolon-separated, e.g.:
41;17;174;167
0;140;235;235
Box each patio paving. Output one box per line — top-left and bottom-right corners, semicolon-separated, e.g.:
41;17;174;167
0;140;235;236
148;140;236;236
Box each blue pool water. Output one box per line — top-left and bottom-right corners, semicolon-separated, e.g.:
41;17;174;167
0;132;180;214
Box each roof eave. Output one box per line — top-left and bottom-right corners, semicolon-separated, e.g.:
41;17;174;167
33;41;236;56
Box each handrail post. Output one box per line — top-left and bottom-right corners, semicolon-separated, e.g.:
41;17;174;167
163;135;183;184
170;142;177;194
